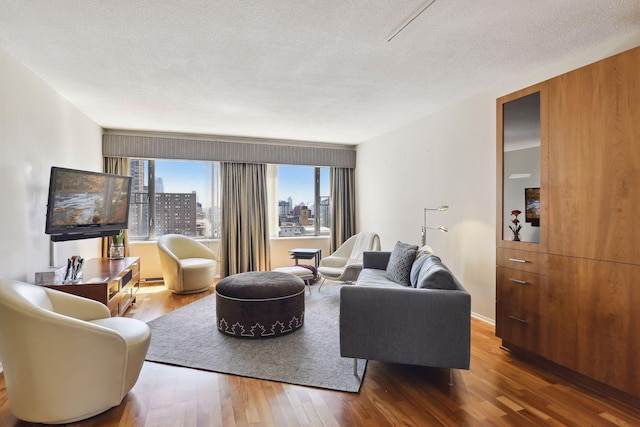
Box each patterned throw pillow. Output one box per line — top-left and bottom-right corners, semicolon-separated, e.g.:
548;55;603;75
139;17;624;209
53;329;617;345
385;241;419;286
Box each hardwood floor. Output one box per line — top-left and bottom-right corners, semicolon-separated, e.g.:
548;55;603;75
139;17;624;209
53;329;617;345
2;283;640;426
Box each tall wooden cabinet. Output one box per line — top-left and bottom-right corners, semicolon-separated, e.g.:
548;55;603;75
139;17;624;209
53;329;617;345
496;46;640;401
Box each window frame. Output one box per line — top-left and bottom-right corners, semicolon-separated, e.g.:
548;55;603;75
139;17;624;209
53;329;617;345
128;159;219;241
275;165;330;238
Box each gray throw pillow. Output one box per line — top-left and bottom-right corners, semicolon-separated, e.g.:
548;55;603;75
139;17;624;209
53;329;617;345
386;241;418;286
416;255;455;290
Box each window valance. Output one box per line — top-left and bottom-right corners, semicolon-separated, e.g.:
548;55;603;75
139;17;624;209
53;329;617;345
103;132;356;168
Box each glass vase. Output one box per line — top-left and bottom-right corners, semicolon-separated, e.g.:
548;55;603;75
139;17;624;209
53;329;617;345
109;244;124;260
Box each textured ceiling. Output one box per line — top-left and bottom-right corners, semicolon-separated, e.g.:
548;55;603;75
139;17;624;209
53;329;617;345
0;1;639;144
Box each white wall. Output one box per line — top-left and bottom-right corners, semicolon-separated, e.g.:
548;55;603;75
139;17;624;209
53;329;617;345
0;47;103;284
356;31;640;322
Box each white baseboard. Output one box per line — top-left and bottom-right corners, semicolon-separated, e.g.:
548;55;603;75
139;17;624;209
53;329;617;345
471;312;495;326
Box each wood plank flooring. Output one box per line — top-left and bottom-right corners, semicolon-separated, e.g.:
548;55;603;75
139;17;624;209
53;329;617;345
2;283;640;426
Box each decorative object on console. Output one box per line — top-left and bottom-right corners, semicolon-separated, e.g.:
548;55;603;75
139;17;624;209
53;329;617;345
421;205;449;246
109;230;125;260
63;255;84;282
509;209;522;241
35;265;66;285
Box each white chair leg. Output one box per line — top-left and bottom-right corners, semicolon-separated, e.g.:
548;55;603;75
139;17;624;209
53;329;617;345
318;277;326;291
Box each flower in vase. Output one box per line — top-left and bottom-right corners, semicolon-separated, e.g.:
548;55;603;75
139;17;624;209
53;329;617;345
509;210;522;240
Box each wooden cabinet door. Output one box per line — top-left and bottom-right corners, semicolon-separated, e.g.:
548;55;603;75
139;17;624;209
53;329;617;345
548;46;640;265
562;257;640;397
539;256;578;368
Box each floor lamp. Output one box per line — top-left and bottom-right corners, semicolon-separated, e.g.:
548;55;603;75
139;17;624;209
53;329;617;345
421;205;449;246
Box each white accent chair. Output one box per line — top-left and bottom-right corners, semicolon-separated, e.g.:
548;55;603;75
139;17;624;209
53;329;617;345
157;234;218;294
0;279;151;424
318;232;381;286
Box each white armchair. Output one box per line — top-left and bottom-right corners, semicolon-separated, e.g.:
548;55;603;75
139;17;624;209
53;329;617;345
157;234;218;294
318;232;381;285
0;279;151;424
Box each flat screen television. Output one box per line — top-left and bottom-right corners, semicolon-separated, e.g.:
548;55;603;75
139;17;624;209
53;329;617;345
45;167;132;242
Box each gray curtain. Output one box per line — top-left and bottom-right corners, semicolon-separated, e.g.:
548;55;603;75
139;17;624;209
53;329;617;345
330;167;356;253
220;162;271;276
102;157;130;258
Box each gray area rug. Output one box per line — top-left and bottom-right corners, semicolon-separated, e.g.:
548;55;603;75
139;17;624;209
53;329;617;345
145;282;367;392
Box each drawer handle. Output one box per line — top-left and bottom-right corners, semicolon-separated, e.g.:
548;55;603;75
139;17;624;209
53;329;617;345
508;278;528;285
508;258;527;263
508;315;527;324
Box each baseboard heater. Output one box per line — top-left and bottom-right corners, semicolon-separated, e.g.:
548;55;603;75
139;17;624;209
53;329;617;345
140;277;164;285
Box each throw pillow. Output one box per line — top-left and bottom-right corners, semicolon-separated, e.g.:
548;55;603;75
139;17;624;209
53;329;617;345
410;252;430;287
416;255;456;290
386;241;418;286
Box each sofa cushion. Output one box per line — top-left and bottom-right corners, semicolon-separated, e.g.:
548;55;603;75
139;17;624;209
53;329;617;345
416;255;455;290
385;241;418;286
357;268;401;288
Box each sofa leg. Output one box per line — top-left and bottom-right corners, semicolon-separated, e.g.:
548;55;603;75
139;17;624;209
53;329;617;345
353;358;358;376
448;368;454;386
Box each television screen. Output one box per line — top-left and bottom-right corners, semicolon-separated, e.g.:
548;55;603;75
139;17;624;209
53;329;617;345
525;187;540;227
45;167;132;241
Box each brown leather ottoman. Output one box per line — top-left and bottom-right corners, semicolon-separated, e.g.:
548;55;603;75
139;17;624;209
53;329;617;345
215;271;305;338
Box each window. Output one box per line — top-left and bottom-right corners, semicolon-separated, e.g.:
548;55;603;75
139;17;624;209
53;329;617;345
277;165;330;237
128;159;220;240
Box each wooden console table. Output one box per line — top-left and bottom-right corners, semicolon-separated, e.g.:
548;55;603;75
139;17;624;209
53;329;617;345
43;257;140;317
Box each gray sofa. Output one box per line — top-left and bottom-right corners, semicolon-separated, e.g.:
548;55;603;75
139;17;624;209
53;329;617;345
339;250;471;384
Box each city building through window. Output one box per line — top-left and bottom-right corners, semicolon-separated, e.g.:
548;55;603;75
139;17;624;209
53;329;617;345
128;159;220;240
277;165;330;237
128;160;329;241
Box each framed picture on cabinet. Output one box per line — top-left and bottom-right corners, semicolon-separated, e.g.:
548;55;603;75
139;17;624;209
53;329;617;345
525;187;540;227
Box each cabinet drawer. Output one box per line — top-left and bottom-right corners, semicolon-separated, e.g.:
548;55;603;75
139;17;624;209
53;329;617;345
496;312;540;352
497;248;549;273
497;268;545;318
496;267;549;301
496;267;546;351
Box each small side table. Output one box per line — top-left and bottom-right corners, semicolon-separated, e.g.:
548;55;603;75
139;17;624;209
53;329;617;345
288;248;322;269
